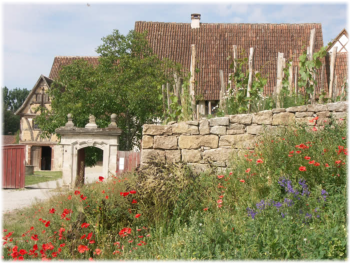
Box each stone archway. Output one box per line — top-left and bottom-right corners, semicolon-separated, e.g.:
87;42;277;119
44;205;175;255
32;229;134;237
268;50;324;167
56;114;122;188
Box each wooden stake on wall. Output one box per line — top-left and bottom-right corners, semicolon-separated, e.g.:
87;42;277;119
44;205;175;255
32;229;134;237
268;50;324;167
247;47;254;112
319;64;325;103
276;52;284;108
288;62;293;95
329;46;338;98
190;44;197;119
162;84;166;114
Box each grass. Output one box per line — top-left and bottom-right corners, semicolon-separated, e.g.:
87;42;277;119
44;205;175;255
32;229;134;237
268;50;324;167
2;118;347;260
25;171;62;186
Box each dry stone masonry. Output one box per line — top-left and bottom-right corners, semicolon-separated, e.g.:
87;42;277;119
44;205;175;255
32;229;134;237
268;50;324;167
141;102;347;173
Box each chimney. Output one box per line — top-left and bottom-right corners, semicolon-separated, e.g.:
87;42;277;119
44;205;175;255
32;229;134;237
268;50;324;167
191;13;201;29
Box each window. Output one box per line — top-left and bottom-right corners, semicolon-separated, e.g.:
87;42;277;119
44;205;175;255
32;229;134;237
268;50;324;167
32;120;40;130
36;94;42;102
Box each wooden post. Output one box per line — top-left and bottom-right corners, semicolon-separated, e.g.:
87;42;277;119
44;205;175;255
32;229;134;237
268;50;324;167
232;45;237;72
190;44;196;119
219;70;226;113
167;83;171;114
309;29;316;60
288;62;293;95
319;64;325;103
276;52;284;108
247;47;254;111
329;47;337;98
174;73;181;106
196;105;200;120
208;101;212;115
162;84;166;114
333;75;338;100
294;66;298;103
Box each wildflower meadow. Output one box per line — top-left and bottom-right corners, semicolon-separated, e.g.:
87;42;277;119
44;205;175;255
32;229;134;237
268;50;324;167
2;118;347;260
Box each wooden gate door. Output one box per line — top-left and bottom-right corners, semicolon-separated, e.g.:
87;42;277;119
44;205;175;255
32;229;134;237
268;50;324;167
76;148;85;187
116;151;141;176
31;146;41;171
3;145;26;188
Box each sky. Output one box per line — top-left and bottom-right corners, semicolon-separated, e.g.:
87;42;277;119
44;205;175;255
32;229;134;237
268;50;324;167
1;1;348;90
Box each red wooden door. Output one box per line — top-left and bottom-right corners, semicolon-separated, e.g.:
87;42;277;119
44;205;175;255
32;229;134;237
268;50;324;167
2;145;26;188
116;151;141;176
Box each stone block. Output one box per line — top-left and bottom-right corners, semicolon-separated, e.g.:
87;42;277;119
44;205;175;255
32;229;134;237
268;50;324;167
142;135;153;149
295;112;314;118
272;108;286;113
182;149;202;163
272;112;295;125
154;136;178;149
286;105;307;112
172;122;198;135
143;124;172;135
199;119;210;135
327;102;347;112
295;117;316;126
252;110;272;125
316;111;331;118
219;134;256;149
165;150;181;163
179;135;218;149
316;118;331;126
212;161;226;167
227;129;245;135
307;104;328;112
186;121;199;126
229;123;245;130
202;148;235;162
210;126;227;135
331;112;347;120
209;117;230;126
187;163;210;174
229;114;253;124
247;125;264;135
141;150;165;163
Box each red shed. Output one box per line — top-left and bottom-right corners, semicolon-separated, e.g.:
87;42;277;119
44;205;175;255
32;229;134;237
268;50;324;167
3;145;26;189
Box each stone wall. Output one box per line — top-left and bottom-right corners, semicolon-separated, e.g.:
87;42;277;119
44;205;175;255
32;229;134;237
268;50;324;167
141;102;347;172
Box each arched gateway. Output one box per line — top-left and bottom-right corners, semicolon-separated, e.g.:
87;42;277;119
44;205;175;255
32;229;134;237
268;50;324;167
56;114;122;188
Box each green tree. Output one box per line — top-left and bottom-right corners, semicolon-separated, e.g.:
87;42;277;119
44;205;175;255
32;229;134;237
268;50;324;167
35;30;185;150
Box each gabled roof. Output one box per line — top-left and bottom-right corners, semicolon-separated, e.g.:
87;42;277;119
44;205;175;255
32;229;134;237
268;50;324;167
3;135;16;145
326;28;348;52
135;21;324;100
49;56;99;80
15;74;53;116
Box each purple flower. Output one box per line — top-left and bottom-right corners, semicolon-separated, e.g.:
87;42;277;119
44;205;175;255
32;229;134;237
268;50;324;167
281;213;285;218
256;200;267;210
321;189;328;201
284;198;294;207
298;179;310;196
274;202;282;211
247;207;257;219
278;177;299;197
305;213;312;219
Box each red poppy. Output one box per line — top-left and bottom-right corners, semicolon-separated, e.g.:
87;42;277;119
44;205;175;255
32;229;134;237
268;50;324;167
33;244;38;251
138;236;144;238
19;249;27;255
308;160;315;164
229;172;233;175
49;208;55;214
245;168;251;173
325;163;329;167
304;156;311;160
132;199;137;204
81;223;90;228
135;214;141;218
45;221;50;227
89;240;95;244
94;248;102;255
81;234;86;239
130;190;137;194
105;196;109;199
137;243;142;246
219;195;224;198
31;235;38;241
288;154;293;157
74;191;80;195
312;127;317;132
289;151;294;154
60;244;65;248
299;166;306;172
240;179;245;183
335;160;342;165
98;176;104;182
68;195;72;200
256;159;263;164
119;228;132;237
217;175;224;179
203;208;208;211
296;151;301;154
80;195;87;200
217;199;223;204
78;245;89;253
314;162;320;166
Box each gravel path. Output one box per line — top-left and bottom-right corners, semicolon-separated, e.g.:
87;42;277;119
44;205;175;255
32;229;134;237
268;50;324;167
2;165;103;214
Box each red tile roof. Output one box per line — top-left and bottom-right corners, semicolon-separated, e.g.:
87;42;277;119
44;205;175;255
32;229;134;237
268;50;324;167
134;21;324;100
49;56;99;80
3;135;16;145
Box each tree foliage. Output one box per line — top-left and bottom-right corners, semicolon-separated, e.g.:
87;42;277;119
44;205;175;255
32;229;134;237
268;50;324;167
35;30;184;150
